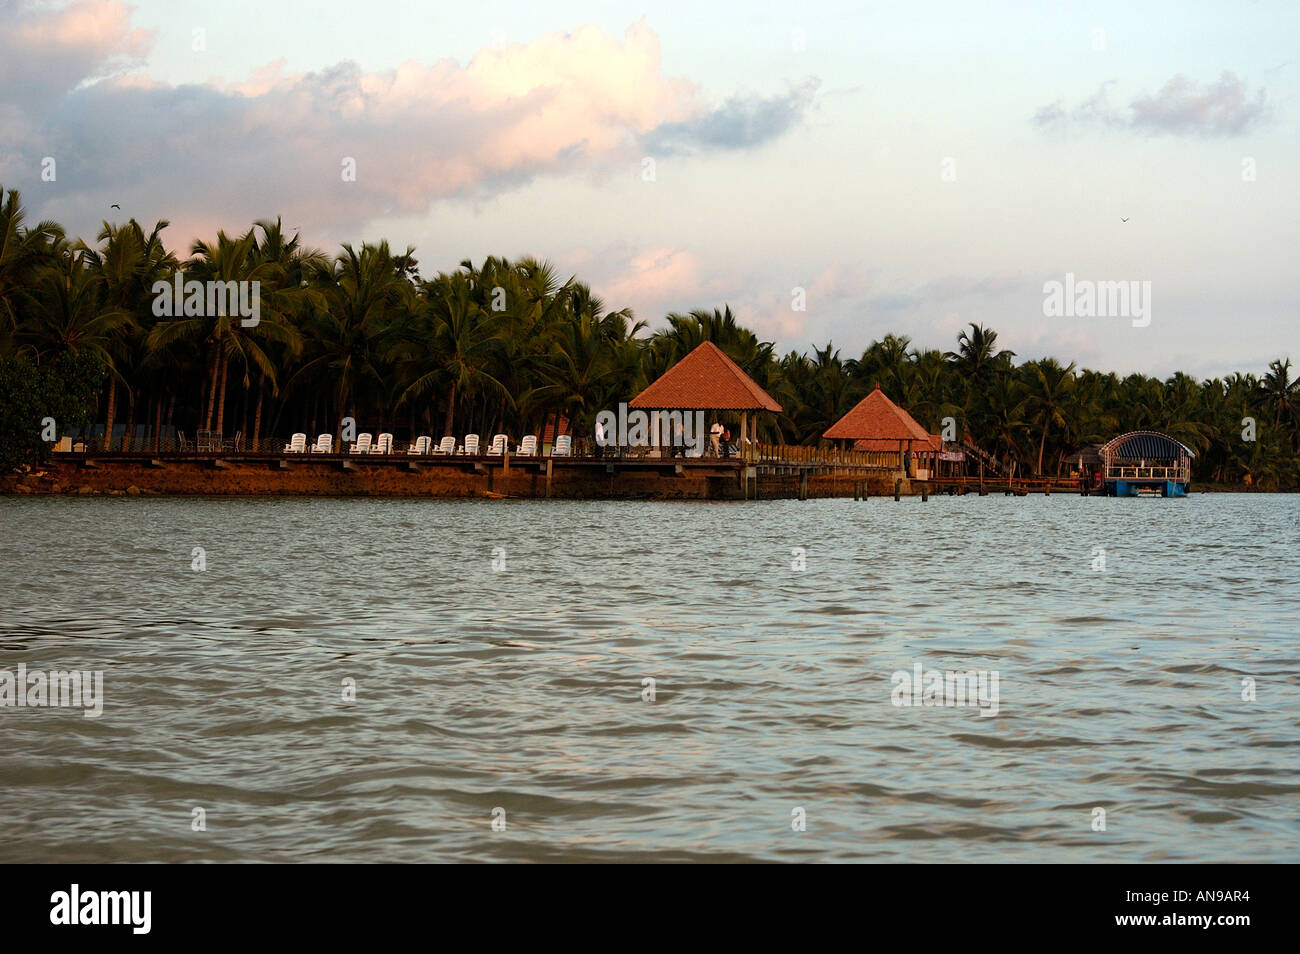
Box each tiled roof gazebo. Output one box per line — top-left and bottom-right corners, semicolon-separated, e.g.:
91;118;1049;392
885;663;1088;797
823;385;933;474
629;341;782;455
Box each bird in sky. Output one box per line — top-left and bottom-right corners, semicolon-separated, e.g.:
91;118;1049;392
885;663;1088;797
1121;217;1129;222
110;203;120;210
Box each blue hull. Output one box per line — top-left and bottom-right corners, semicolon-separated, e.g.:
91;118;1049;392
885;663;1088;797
1109;480;1188;497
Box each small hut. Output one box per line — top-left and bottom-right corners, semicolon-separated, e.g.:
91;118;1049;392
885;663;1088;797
1065;443;1103;488
1098;431;1194;497
629;341;782;456
823;385;933;475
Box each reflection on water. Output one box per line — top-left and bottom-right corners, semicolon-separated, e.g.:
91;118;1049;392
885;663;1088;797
0;494;1297;862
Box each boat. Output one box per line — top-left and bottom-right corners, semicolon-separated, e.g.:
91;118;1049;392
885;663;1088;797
1098;431;1194;497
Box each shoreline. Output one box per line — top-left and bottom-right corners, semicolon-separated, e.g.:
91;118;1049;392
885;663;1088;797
5;454;1280;499
2;453;904;501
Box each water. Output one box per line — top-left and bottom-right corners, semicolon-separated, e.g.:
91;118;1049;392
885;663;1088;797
1;494;1297;863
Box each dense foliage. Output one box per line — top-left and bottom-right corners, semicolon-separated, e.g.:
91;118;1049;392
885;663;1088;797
0;351;106;472
1;187;1295;486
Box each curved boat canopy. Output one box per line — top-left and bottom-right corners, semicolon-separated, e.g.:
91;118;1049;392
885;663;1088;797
1099;430;1196;461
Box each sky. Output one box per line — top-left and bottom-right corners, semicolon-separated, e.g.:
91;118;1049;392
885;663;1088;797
1;0;1297;378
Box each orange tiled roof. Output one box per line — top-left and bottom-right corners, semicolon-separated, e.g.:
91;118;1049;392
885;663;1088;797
629;340;782;412
825;385;932;443
853;438;934;452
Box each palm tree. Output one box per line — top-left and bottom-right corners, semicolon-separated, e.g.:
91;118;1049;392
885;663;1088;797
1260;358;1299;437
1022;358;1076;474
246;219;324;445
947;323;1014;385
400;269;505;437
78;219;178;448
0;187;64;349
148;228;299;438
531;288;639;439
982;371;1027;474
291;242;413;439
648;306;775;385
18;241;132;365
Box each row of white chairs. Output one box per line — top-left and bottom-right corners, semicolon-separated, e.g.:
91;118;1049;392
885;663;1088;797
282;433;572;457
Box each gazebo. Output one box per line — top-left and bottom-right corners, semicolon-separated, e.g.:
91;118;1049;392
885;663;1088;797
823;385;933;475
629;341;782;455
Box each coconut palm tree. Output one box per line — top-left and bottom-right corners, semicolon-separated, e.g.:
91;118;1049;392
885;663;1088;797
78;219;179;448
291;242;413;439
18;241;132;365
947;323;1014;386
0;187;64;349
1022;358;1076;474
1260;358;1299;439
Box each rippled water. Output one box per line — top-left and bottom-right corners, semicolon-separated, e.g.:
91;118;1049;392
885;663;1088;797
1;494;1297;862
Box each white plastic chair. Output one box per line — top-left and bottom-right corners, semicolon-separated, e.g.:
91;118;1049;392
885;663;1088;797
310;433;333;454
372;433;393;455
407;436;431;455
461;434;480;455
283;433;307;454
432;436;456;455
486;434;508;456
350;433;373;454
516;435;537;456
552;435;572;457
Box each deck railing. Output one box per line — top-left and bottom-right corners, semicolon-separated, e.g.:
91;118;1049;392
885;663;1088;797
746;442;901;470
55;436;909;468
1105;463;1190;481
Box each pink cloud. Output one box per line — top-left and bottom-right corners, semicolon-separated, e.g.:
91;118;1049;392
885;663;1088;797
3;6;814;248
0;0;152;98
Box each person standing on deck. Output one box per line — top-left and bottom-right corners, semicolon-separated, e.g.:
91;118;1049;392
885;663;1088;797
709;421;723;457
595;418;607;458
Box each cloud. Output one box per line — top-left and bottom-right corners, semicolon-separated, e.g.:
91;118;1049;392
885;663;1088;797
1033;72;1267;137
646;79;819;154
1129;73;1267;136
920;273;1023;299
584;244;708;319
559;242;817;341
0;0;152;108
0;5;817;243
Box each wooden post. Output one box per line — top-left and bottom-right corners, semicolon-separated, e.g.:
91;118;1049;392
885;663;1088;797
545;457;552;498
894;478;901;501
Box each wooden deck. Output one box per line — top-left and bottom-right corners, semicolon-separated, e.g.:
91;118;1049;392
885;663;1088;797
916;475;1083;496
32;447;1086;500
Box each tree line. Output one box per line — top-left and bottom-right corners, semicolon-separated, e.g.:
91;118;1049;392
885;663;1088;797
1;186;1296;487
